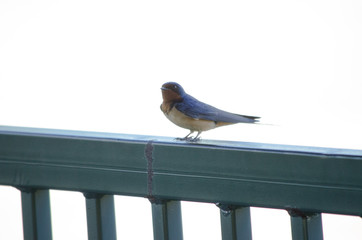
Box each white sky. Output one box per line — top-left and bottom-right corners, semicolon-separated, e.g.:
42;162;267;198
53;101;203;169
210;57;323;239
1;0;361;239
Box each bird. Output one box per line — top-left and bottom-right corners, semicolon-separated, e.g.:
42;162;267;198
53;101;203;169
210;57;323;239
160;82;260;142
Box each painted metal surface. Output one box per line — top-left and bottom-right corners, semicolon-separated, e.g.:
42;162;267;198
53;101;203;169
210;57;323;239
1;125;362;240
289;211;323;240
219;206;252;240
1;126;361;216
20;189;53;240
151;200;183;240
84;194;117;240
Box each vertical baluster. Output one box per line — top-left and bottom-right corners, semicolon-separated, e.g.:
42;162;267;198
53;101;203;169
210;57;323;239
289;210;323;240
84;193;117;240
151;200;183;240
20;188;53;240
218;204;252;240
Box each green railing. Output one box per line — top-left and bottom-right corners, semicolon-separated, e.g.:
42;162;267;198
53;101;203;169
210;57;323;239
0;126;361;240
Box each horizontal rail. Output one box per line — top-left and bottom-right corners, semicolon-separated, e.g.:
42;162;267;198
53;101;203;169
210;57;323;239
1;125;362;218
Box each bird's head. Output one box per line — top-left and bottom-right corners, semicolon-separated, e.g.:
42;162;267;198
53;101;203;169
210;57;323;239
161;82;186;102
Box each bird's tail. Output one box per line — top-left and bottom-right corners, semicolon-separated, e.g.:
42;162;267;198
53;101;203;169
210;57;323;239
237;114;260;123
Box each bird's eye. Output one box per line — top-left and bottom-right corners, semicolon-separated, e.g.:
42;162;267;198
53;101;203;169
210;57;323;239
174;85;178;89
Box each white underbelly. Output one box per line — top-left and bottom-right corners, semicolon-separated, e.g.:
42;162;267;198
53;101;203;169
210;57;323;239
164;107;217;132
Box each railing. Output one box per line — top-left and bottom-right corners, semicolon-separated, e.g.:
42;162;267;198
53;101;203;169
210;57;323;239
0;125;361;240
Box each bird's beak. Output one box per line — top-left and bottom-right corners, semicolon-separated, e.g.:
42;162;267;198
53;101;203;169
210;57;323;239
161;87;169;91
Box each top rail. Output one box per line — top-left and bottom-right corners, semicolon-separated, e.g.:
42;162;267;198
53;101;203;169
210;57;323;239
0;125;361;216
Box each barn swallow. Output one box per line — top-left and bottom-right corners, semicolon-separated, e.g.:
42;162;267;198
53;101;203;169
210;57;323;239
160;82;260;142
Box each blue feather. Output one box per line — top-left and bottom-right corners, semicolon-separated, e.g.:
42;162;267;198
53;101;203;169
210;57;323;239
175;94;259;123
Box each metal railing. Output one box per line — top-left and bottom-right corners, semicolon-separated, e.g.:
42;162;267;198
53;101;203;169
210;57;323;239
0;126;361;240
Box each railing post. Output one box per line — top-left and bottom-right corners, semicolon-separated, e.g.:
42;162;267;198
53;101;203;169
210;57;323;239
151;200;183;240
288;210;323;240
20;188;53;240
218;204;252;240
84;193;117;240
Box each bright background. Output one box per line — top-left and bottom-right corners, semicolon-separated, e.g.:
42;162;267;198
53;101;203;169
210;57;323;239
1;0;361;239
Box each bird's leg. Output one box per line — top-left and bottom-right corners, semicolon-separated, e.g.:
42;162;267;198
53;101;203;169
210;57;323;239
188;131;202;142
176;131;194;141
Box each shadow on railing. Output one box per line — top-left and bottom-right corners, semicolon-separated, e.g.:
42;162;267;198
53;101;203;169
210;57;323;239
1;126;361;240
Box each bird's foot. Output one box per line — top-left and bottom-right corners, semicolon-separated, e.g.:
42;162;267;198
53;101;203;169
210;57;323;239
187;137;201;142
175;136;201;142
176;131;202;142
175;136;193;141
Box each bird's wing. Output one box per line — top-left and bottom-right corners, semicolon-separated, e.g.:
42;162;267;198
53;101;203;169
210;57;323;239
175;94;259;123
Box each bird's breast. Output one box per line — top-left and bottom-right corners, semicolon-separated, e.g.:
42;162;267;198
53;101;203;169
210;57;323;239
162;103;219;132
